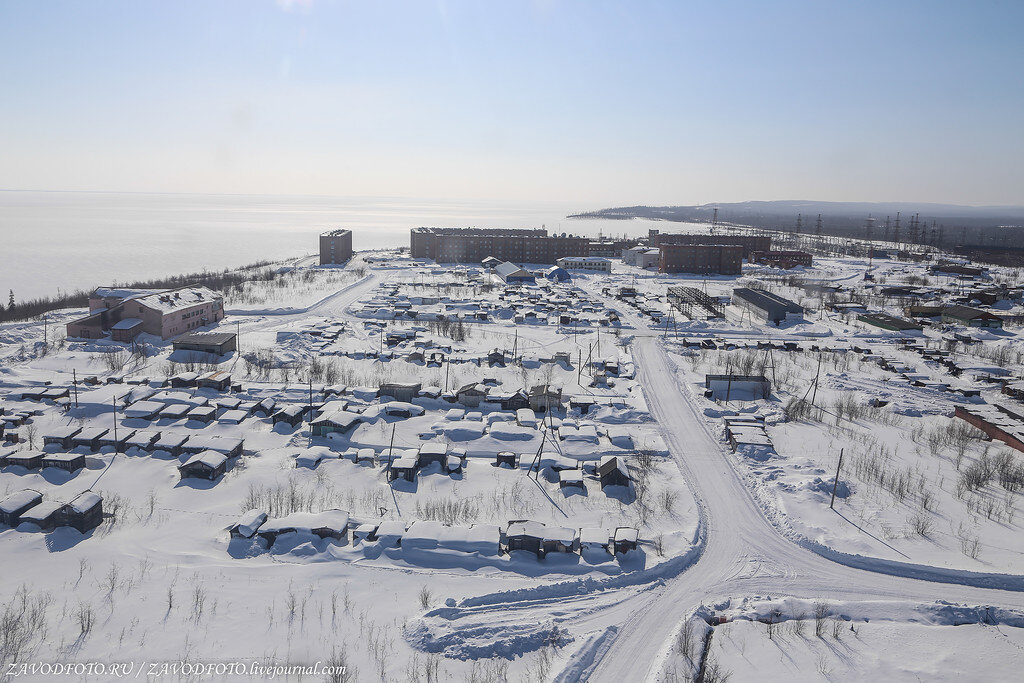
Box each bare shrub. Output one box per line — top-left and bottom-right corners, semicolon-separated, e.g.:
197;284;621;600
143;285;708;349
814;601;829;637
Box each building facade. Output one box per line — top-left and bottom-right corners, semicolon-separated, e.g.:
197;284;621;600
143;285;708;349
649;230;771;258
319;229;353;265
659;244;743;275
67;286;225;341
750;250;813;268
555;256;612;273
410;227;590;264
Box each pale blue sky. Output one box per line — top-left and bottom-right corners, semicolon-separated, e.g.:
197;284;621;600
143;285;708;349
1;1;1021;205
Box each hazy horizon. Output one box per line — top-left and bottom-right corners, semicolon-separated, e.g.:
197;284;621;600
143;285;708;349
2;1;1022;206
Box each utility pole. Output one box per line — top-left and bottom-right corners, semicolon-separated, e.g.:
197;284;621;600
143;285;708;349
815;214;823;237
112;395;118;446
830;448;845;509
72;369;79;408
385;423;396;477
308;376;313;423
443;361;450;394
893;211;901;244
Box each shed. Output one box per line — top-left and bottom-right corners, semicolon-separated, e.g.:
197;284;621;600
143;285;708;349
218;409;248;425
500;390;530;411
65;491;103;533
496;451;518;468
172;331;237;356
169;372;199;388
371;520;407;547
558;469;585;490
941;305;1004;329
445;453;464;474
542;526;577;555
598;456;631;489
4;450;45;469
379;382;422;403
180;435;243;457
389;451;419;482
272;405;306;427
0;489;43;527
124;400;165;420
153;432;189;456
252;398;277;417
124;431;159;452
505;520;546;557
158;403;192;420
417;442;449;468
256;509;349;546
43;425;82;449
311;409;362;437
96;429;135;452
18;500;65;531
197;371;232;391
187;405;218;423
613;527;639;554
230;509;268;539
579;527;611;553
456;383;489;408
178;450;228;480
41;452;87;473
529;385;563;412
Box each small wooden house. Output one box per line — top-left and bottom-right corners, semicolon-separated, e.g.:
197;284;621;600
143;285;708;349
579;527;611;554
272;405;306;427
252;398;277;417
181;435;244;458
380;382;422;402
256;509;349;546
542;527;577;555
505;520;545;557
496;451;518;468
529;385;563;413
0;489;43;527
70;427;109;451
65;491;103;533
18;500;65;531
311;409;361;437
41;452;87;473
187;406;218;423
178;450;228;480
169;372;199;388
598;456;631;489
124;431;159;452
417;442;449;468
4;450;45;470
499;390;530;411
388;451;419;482
197;371;232;392
153;432;189;456
96;429;135;452
43;425;82;449
455;383;489;408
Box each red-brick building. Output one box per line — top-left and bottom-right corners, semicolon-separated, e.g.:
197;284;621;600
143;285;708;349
750;250;813;268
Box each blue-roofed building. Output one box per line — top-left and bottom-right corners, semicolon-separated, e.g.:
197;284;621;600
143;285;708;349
544;266;571;282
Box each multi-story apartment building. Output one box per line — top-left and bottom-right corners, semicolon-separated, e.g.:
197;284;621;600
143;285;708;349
750;250;813;268
659;244;743;275
649;230;770;258
319;229;353;265
410;227;589;264
66;286;225;341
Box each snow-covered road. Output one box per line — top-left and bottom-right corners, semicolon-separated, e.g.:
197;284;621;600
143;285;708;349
583;335;1024;681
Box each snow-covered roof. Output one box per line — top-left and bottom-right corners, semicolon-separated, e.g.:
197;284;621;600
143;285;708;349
579;527;611;546
133;286;222;314
19;500;64;521
180;450;228;469
232;509;267;538
111;318;143;330
260;509;349;534
68;491;102;513
0;489;42;514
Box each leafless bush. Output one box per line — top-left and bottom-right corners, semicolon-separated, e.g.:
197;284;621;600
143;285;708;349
75;601;95;636
908;512;933;537
415;497;481;525
418;586;433;611
789;611;807;637
324;646;357;683
676;617;696;663
814;601;829;637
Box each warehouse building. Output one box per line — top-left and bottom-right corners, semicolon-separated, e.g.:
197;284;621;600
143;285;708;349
941;305;1004;329
750;250;813;269
649;230;771;258
732;288;803;324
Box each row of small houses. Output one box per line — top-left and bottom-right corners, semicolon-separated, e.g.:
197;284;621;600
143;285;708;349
0;489;103;533
229;510;640;558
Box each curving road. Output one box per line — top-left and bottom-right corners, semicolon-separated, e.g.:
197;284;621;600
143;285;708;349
584;335;1024;681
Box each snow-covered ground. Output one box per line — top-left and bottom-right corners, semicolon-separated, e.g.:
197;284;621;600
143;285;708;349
3;247;1024;680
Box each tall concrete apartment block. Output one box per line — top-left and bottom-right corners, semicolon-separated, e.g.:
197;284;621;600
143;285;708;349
410;227;590;264
319;229;353;265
